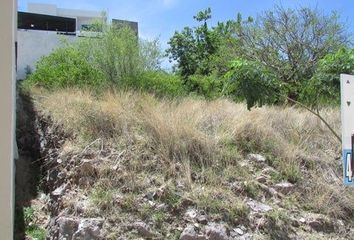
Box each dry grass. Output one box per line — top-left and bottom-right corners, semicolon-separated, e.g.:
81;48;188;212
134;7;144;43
31;88;354;223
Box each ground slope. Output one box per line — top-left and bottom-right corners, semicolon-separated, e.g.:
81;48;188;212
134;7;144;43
22;88;354;239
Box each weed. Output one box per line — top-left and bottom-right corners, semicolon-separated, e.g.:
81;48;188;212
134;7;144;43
26;225;47;240
23;207;35;226
265;209;293;240
23;207;46;240
89;185;115;211
241;180;260;198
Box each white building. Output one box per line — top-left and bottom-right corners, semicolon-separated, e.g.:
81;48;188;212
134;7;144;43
27;2;103;32
17;3;108;80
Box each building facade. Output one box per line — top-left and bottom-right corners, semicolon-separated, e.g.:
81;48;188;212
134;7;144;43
17;2;138;80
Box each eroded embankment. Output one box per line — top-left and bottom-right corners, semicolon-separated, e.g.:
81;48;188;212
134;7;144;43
17;88;354;240
15;89;72;240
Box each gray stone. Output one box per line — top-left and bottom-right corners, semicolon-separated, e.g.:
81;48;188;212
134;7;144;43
236;233;253;240
246;199;272;213
72;218;104;240
261;167;278;175
197;215;208;225
133;221;154;238
256;175;267;183
233;227;244;235
180;225;206;240
299;217;306;224
57;217;79;240
307;218;334;233
205;223;228;240
185;208;198;220
52;184;67;196
273;182;294;194
247;154;266;163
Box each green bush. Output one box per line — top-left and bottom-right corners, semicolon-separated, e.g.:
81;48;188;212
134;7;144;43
89;26;141;86
187;73;227;98
26;43;104;89
134;71;186;97
25;24;164;92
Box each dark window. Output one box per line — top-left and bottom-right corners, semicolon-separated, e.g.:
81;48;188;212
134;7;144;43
18;11;76;33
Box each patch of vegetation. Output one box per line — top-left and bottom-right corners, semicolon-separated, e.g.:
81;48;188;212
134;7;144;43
26;225;47;240
241;180;260;198
190;186;249;224
23;207;46;240
265;209;293;240
89;185;115;211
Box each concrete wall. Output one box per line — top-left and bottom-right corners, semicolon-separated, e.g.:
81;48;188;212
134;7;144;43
57;7;101;18
28;2;57;15
17;29;76;79
27;3;102;32
0;0;16;238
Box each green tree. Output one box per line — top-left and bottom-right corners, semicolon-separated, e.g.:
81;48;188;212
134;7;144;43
301;48;354;108
226;58;342;142
235;5;350;100
139;38;163;71
225;59;282;109
166;8;221;81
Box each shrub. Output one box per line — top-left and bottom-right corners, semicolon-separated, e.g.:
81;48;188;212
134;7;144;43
134;71;186;97
89;26;141;86
26;43;104;89
187;73;226;98
25;24;164;92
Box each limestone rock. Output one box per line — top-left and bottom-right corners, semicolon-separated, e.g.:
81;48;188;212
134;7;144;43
247;154;266;163
52;184;68;197
233;227;244;235
197;215;208;225
246;199;272;213
205;223;228;240
307;218;334;233
133;221;154;238
180;225;206;240
273;182;294;194
72;218;104;240
185;208;198;220
57;217;79;240
256;175;267;183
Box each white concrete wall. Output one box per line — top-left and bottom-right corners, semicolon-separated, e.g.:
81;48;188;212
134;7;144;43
28;3;100;19
26;3;102;32
17;29;76;79
57;7;101;18
28;2;57;15
0;0;16;238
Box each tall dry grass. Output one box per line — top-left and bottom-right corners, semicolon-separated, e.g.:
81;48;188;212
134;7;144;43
32;88;353;220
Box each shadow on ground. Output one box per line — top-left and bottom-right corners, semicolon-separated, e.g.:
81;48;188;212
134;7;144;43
14;86;42;240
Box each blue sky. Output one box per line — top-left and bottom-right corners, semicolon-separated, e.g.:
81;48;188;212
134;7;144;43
18;0;354;69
